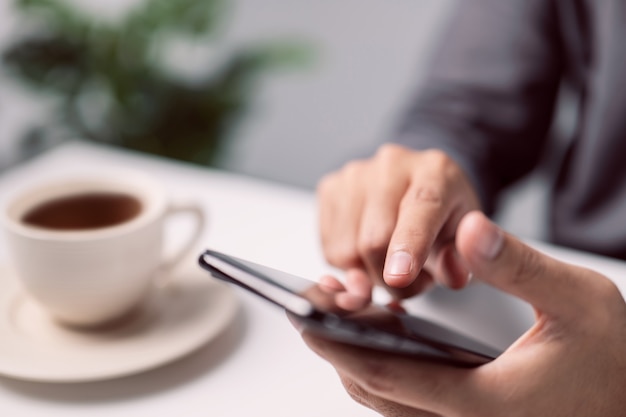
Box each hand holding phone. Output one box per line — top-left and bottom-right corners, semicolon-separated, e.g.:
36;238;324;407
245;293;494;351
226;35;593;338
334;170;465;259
199;249;502;367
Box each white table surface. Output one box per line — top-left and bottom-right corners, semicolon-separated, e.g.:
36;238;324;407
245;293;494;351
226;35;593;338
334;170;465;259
1;142;625;417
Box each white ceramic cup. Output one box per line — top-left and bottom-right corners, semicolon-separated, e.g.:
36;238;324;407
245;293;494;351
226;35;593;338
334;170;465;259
2;171;205;328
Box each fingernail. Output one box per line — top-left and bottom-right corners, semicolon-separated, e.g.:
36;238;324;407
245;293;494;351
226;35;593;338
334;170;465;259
476;220;504;260
385;251;413;276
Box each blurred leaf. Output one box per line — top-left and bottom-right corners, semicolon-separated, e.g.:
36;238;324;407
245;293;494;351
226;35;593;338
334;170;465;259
125;0;226;37
3;0;313;166
15;0;94;38
3;34;88;93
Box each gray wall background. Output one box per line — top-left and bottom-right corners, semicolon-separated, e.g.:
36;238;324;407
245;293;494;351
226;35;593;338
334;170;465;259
215;0;456;188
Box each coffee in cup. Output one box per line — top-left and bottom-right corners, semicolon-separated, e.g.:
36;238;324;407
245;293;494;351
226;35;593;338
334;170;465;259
21;192;142;231
2;170;206;328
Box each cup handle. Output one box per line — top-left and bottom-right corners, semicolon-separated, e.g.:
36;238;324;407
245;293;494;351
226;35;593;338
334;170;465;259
159;201;206;280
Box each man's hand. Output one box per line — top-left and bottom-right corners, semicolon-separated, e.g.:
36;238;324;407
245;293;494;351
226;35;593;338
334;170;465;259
301;211;626;417
317;144;480;298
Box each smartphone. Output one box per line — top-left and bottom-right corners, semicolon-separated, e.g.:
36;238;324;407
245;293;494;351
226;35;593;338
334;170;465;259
198;249;502;367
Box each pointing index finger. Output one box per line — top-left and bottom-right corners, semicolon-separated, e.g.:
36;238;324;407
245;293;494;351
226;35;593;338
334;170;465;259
383;181;453;288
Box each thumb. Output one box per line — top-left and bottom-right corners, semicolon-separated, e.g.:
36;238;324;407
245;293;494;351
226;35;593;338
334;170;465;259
456;211;597;319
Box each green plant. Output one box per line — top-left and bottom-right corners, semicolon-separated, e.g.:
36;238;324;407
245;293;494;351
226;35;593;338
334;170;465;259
3;0;309;165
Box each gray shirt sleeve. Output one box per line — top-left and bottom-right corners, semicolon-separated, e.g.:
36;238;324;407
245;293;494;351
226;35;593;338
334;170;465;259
392;0;564;213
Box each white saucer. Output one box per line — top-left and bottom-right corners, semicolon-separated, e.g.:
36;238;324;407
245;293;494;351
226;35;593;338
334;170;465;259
0;262;239;383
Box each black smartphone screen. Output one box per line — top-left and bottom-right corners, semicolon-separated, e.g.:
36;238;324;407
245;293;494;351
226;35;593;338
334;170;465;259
199;249;502;367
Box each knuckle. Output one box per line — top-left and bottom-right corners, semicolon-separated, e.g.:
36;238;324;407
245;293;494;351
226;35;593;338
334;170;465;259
510;248;546;287
375;143;407;162
318;160;368;196
401;184;446;209
357;230;391;259
401;158;455;209
323;243;360;269
342;160;368;179
423;148;451;168
515;247;546;281
422;149;462;179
